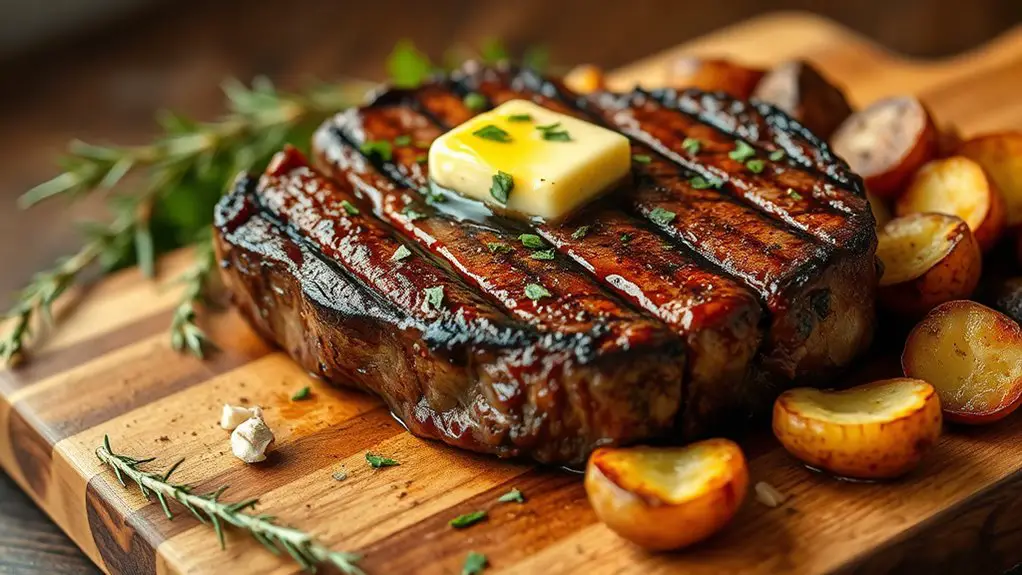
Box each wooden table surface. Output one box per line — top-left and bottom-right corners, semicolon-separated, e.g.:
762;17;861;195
0;1;1019;573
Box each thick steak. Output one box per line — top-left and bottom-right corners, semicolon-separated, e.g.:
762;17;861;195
213;65;877;464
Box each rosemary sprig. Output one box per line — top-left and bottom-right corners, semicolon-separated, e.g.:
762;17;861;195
96;435;363;574
168;233;217;358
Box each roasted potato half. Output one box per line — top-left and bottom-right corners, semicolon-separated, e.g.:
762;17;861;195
957;132;1022;228
876;213;982;317
868;191;892;230
564;64;606;95
896;156;1007;251
751;59;853;140
903;300;1022;424
773;379;941;479
831;96;938;199
585;439;748;551
665;57;765;99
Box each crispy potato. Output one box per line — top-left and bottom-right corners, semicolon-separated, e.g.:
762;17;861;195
564;64;606;95
896;156;1007;251
876;213;982;316
665;57;765;99
585;439;748;551
831;96;938;199
957;132;1022;227
772;378;941;479
868;191;892;230
751;59;853;140
903;300;1022;424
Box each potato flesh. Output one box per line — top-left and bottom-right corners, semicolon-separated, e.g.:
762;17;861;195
908;304;1022;414
834;97;925;176
876;215;957;285
599;444;733;503
900;157;988;231
783;379;931;424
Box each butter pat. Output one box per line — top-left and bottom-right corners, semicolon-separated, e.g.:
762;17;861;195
428;99;631;220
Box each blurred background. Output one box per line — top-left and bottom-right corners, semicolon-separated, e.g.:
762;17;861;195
0;0;1019;572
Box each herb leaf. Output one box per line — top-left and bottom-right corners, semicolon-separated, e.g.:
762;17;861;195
341;200;360;215
728;140;756;163
462;551;488;575
402;206;426;221
571;225;591;240
769;149;786;161
393;135;412;147
507;113;532;122
391;245;413;262
365;452;400;468
498;488;525;504
620;233;633;244
487;242;512;254
291;386;311;401
387;39;434;88
473;125;512;143
518;234;545;249
746;159;765;174
530;249;555;261
415;154;428;164
360;140;393;162
787;188;804;201
682;137;701;155
423;285;445;310
449;510;488;529
464;92;487;112
690;175;723;190
525;283;551;301
649;207;676;226
632;154;652;164
537;122;571;142
490;171;514;204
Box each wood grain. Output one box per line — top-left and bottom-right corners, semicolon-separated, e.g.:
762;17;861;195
3;13;1022;575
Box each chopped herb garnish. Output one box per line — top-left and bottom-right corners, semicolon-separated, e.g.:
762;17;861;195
787;188;804;201
402;206;426;221
682;137;702;155
340;200;360;216
415;154;428;164
649;207;676;226
620;233;633;244
490;170;514;204
525;283;551;301
425;188;446;205
393;135;412;147
487;242;512;254
769;149;786;161
536;121;561;131
690;175;722;190
365;452;400;468
423;285;445;310
571;225;591;239
391;245;412;262
449;510;488;529
518;234;545;249
507;113;532;122
530;249;555;261
462;551;488;575
746;159;765;174
537;122;571;142
359;140;393;162
498;488;526;504
291;386;311;401
728;140;756;163
464;92;487;112
473;124;512;143
415;140;431;149
632;154;652;164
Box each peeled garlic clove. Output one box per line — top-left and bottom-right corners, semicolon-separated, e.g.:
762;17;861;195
754;481;788;508
231;417;274;463
219;404;263;430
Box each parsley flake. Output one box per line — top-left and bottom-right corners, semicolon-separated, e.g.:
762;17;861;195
464;92;487;112
769;149;786;161
415;154;428;164
487;242;512;254
449;510;488;529
423;285;445;310
746;159;765;174
462;552;488;575
571;225;591;239
391;245;412;262
498;488;526;504
291;386;311;401
525;283;551;301
386;40;433;88
473;124;512;143
787;188;804;201
402;206;426;221
537;122;571;142
690;175;722;190
728;140;756;163
341;200;360;216
490;171;514;204
620;233;633;244
649;207;676;226
393;135;412;147
365;452;400;468
632;154;652;164
682;137;701;155
359;140;393;162
508;113;532;122
518;234;545;249
530;249;555;261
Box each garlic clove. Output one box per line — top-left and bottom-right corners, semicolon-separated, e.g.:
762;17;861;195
220;404;263;431
230;417;274;463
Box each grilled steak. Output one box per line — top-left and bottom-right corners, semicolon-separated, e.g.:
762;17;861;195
213;65;877;464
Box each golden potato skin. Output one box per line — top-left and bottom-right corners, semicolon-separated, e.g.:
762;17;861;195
877;214;982;317
665;57;765;99
564;64;606;95
585;440;748;551
772;379;942;479
957;132;1022;227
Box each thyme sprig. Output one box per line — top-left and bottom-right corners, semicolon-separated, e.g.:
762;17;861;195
96;435;363;574
168;233;217;358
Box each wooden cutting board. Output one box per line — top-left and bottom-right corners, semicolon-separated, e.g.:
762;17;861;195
4;12;1022;575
